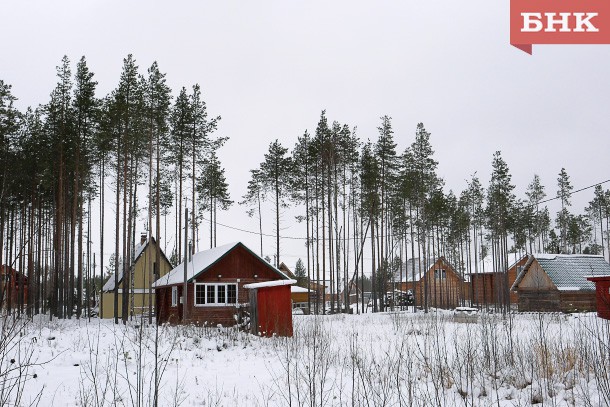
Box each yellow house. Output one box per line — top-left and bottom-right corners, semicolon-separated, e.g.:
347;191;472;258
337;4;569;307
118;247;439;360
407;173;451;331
100;235;173;319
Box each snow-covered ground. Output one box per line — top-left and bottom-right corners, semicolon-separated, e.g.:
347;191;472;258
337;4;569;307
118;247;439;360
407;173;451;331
2;310;609;406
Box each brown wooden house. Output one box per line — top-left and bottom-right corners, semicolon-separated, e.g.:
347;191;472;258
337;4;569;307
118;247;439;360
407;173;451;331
153;242;291;326
511;254;608;313
395;257;465;309
340;281;362;305
0;265;28;311
278;262;296;279
277;262;313;308
469;254;528;306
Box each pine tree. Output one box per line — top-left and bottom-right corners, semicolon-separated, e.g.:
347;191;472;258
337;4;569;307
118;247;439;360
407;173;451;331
409;123;439;311
465;174;485;278
290;130;313;309
189;84;221;252
588;185;607;257
294;258;307;287
198;151;232;247
374;116;398;311
169;87;192;258
259;140;292;267
72;56;99;318
360;141;379;311
241;169;266;256
45;55;75;319
0;80;21;312
144;61;172;323
556;168;573;253
485;151;515;311
109;54;145;324
525;174;546;252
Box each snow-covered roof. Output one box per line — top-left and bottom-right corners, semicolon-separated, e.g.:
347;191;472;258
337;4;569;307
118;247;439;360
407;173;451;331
243;279;296;289
394;257;463;282
291;286;312;293
394;258;435;282
534;253;605;260
102;237;171;292
584;274;610;279
473;252;526;274
152;242;290;288
102;271;122;291
512;254;610;291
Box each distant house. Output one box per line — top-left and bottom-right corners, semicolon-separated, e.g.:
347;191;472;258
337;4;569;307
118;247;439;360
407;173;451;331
510;254;609;313
290;286;313;310
340;281;362;305
469;253;528;306
307;280;327;301
278;262;296;279
278;262;312;308
153;242;292;326
100;235;173;319
0;265;27;311
395;257;465;309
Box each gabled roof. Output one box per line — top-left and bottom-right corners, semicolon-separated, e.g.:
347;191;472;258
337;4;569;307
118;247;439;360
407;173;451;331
102;237;172;292
278;262;296;278
511;254;610;291
469;253;528;275
395;258;435;282
152;242;290;288
291;285;313;293
395;257;463;282
102;270;123;292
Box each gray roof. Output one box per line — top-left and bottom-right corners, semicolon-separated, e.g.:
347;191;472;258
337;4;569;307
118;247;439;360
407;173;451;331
394;258;435;282
512;254;610;291
469;253;527;275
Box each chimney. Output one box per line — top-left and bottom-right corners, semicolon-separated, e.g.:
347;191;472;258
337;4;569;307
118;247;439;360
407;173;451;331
140;233;147;246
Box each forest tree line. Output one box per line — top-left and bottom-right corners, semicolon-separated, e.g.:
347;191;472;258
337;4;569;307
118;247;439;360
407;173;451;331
0;55;228;322
245;112;610;314
0;55;609;319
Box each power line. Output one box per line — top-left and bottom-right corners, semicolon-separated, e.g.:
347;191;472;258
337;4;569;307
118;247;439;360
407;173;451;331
532;178;609;206
201;178;610;241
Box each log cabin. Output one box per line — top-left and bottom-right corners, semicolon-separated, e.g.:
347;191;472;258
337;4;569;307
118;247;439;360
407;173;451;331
395;257;465;309
469;253;528;306
510;254;609;313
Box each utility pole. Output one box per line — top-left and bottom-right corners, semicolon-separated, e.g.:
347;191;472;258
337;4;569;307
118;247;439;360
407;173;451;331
183;208;188;322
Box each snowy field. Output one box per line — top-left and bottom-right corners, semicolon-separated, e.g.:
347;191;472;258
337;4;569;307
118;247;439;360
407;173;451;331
1;310;609;406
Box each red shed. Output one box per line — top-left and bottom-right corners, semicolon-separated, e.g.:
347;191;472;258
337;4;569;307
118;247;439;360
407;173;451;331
586;275;610;320
244;279;295;337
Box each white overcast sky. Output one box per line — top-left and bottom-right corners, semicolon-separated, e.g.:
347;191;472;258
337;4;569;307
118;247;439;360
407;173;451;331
2;1;609;270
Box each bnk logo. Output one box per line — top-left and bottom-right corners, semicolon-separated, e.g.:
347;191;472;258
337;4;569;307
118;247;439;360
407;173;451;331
522;12;598;32
510;0;610;54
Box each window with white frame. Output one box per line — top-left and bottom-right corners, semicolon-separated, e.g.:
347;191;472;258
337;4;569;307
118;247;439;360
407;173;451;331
171;286;178;307
194;283;238;306
434;269;446;279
